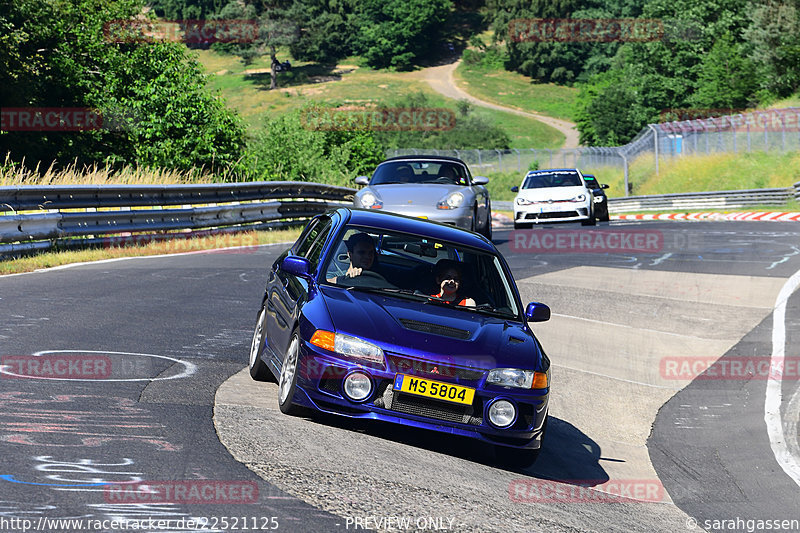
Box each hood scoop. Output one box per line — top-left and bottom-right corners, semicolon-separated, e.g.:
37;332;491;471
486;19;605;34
400;318;471;340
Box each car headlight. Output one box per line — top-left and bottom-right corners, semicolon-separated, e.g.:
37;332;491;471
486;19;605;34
310;330;384;364
437;191;464;210
487;368;548;389
359;191;382;209
515;197;534;206
593;195;604;203
571;194;586;202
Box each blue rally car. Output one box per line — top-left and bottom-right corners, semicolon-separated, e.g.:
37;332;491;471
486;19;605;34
248;207;551;466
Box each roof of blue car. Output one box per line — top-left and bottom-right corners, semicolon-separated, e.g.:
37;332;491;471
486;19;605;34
337;207;495;252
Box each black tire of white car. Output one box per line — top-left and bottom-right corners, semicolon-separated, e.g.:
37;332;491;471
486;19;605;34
249;306;276;382
278;332;304;416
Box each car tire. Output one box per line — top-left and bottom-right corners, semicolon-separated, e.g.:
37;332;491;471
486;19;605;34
581;209;596;226
249;306;276;382
482;206;493;241
277;332;304;416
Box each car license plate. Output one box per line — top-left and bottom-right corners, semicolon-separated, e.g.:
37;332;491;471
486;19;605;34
539;204;562;213
393;374;475;405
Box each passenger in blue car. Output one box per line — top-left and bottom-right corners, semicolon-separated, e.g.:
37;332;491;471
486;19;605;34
432;259;475;307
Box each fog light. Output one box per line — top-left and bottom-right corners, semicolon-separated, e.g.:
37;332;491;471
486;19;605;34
343;372;372;401
488;400;516;428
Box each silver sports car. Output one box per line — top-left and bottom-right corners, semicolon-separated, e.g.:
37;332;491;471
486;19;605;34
353;156;492;239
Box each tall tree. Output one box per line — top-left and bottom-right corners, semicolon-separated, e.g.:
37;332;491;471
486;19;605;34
0;0;245;172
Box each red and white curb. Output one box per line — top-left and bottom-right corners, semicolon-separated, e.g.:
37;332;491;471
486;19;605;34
612;212;800;222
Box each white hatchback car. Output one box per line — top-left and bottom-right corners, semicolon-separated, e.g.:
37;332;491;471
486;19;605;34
511;168;596;228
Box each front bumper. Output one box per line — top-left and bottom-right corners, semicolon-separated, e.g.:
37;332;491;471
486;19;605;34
514;201;591;224
378;205;473;230
291;340;549;450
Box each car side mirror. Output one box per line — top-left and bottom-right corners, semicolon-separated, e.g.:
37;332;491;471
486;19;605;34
511;186;519;193
601;184;609;189
472;176;489;185
525;302;550;322
354;176;369;186
280;256;312;278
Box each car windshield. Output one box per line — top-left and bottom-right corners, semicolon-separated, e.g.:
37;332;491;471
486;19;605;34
322;225;519;318
370;161;469;186
522;170;583;189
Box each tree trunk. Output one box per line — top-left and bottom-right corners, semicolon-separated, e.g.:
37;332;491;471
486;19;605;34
269;47;277;90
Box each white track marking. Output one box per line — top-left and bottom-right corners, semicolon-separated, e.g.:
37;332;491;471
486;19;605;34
551;363;682;390
551;313;712;340
765;268;800;487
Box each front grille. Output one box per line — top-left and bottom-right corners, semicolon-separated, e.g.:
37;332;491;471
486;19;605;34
525;211;578;220
386;354;485;381
373;380;482;426
400;319;471;340
392;394;468;423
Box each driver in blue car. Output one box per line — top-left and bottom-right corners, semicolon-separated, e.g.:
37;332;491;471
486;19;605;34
343;232;376;279
328;232;381;284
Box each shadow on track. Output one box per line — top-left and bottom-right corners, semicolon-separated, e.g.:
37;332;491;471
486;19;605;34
300;411;609;485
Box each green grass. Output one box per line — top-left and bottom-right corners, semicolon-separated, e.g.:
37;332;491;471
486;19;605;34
455;62;579;122
576;151;800;199
194;49;564;147
0;229;301;275
769;91;800;109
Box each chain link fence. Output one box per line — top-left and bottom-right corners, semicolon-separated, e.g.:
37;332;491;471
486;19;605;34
389;107;800;196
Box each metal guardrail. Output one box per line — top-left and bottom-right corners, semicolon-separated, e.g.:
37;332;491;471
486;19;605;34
2;182;797;259
495;186;797;214
0;182;355;258
607;187;795;213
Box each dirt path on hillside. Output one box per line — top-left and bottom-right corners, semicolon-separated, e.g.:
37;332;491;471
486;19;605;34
413;60;580;149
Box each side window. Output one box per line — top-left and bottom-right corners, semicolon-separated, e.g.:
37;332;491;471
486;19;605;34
294;218;321;257
303;219;333;268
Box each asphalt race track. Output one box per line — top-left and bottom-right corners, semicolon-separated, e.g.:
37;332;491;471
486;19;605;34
1;220;800;533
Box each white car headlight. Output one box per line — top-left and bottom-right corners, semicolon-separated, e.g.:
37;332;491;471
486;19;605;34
310;330;384;364
487;368;548;389
571;194;586;202
437;191;464;210
359;191;382;209
515;197;534;206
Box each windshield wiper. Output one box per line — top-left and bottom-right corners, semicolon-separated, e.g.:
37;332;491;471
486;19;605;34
344;286;426;299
